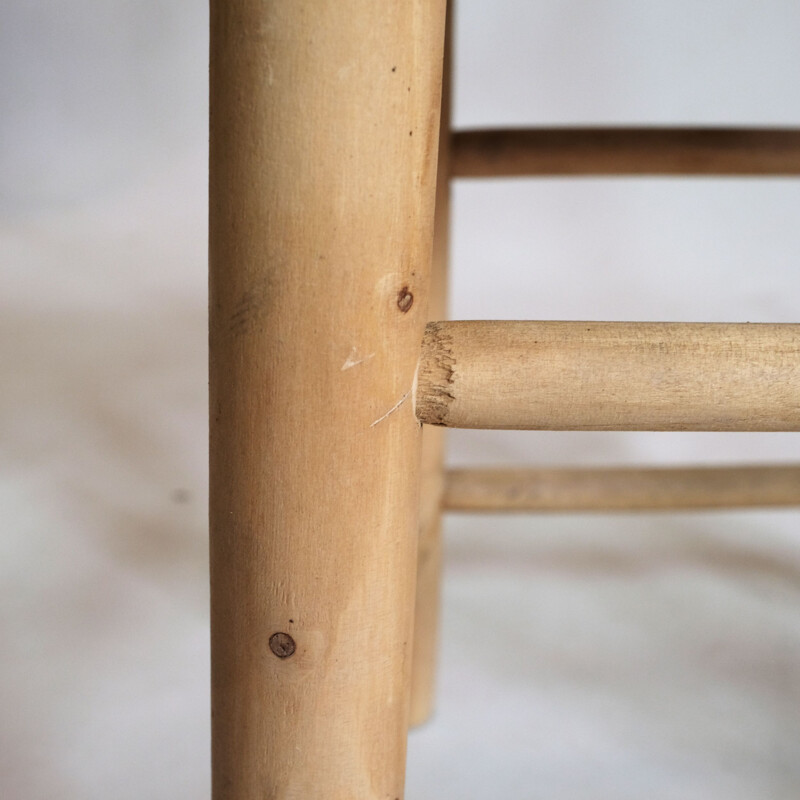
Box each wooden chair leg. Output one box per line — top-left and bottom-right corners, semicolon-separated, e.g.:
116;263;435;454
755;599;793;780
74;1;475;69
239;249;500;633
209;2;447;797
410;0;452;728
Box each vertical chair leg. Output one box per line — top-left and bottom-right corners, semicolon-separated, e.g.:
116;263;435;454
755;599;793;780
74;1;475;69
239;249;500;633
410;0;452;728
209;2;447;798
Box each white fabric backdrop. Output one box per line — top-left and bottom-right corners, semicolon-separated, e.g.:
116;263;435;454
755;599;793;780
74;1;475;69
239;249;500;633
2;1;800;797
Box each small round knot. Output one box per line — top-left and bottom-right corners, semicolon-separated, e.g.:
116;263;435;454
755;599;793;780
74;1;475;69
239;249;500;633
269;632;296;658
397;287;414;313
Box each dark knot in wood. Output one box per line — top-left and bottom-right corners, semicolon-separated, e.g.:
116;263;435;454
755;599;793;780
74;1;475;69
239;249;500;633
397;287;414;313
269;632;296;658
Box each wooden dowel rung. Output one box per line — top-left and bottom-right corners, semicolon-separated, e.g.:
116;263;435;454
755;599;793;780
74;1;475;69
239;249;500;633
443;466;800;512
415;321;800;432
451;127;800;177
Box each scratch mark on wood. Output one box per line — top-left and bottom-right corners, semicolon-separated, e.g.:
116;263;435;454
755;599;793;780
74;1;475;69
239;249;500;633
370;391;410;428
341;347;375;371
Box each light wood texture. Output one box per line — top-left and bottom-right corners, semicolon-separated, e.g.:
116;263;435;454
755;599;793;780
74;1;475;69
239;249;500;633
209;3;446;798
444;465;800;512
410;0;452;729
415;321;800;431
451;127;800;177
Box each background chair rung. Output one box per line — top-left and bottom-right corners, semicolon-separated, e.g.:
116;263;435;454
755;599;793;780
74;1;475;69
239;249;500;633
451;127;800;177
415;320;800;432
443;465;800;512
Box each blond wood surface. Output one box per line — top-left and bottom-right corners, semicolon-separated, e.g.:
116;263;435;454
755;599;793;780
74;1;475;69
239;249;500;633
416;321;800;431
451;127;800;177
209;3;446;798
410;0;452;729
444;465;800;512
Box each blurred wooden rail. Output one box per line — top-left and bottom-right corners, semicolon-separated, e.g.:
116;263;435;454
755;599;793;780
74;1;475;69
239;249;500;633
450;127;800;177
443;466;800;512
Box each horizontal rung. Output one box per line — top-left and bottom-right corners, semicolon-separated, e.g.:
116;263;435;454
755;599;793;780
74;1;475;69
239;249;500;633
443;465;800;512
451;127;800;177
415;321;800;431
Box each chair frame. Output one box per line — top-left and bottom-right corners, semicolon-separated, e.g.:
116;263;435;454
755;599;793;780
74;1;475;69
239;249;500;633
209;2;448;796
208;3;800;796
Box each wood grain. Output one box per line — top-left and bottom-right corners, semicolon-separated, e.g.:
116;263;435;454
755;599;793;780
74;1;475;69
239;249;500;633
416;320;800;431
209;2;446;797
410;0;452;730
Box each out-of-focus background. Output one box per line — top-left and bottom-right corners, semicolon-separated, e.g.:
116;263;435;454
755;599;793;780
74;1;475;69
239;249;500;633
2;1;800;798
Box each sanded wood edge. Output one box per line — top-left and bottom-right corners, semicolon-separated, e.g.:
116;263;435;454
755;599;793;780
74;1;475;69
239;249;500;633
443;465;800;512
451;127;800;177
